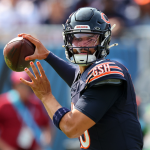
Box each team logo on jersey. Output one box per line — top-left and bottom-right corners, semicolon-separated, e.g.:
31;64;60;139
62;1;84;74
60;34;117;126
86;62;124;83
74;25;90;29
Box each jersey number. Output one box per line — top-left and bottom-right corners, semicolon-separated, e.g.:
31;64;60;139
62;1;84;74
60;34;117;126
80;130;90;149
71;103;91;149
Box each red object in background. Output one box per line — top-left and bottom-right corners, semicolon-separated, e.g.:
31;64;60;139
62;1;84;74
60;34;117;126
10;71;30;84
134;0;150;5
136;95;141;107
0;93;50;150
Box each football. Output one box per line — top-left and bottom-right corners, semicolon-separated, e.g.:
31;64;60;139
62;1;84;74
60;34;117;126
3;37;35;72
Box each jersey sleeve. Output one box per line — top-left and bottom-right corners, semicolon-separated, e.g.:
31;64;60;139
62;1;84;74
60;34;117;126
45;52;77;87
86;61;126;87
74;84;124;123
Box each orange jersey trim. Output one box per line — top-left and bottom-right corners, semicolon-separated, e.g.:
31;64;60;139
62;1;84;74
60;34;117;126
86;71;124;83
109;66;122;71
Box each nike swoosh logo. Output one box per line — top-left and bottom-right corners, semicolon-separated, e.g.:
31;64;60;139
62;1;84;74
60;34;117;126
95;60;105;64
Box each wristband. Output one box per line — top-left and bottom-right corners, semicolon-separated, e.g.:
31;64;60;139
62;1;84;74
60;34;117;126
53;107;70;130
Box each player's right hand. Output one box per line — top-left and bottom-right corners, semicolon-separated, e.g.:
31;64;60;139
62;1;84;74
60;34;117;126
18;33;50;61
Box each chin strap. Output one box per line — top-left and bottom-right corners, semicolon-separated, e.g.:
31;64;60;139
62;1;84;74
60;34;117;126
111;24;116;31
109;24;118;49
99;23;119;57
100;24;116;47
109;43;118;48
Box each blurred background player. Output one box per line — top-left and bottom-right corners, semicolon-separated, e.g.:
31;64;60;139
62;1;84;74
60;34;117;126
0;71;54;150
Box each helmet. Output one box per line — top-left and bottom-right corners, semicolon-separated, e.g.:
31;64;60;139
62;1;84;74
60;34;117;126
62;7;112;66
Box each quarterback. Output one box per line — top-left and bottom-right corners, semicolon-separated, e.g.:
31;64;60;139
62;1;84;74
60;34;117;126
19;7;143;150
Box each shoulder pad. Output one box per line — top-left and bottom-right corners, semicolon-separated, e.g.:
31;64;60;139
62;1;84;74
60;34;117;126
85;60;126;87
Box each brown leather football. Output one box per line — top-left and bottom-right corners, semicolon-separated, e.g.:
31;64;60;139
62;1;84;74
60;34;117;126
3;37;35;72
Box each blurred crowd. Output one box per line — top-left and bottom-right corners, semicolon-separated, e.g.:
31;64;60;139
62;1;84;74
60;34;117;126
0;0;149;28
0;0;150;150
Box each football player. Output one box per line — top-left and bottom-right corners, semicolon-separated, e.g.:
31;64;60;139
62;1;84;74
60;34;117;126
18;7;143;150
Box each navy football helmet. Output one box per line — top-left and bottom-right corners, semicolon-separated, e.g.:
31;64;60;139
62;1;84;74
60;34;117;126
62;7;116;66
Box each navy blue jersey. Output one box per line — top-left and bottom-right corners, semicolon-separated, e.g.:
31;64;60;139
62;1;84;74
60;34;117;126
71;59;143;150
45;53;143;150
